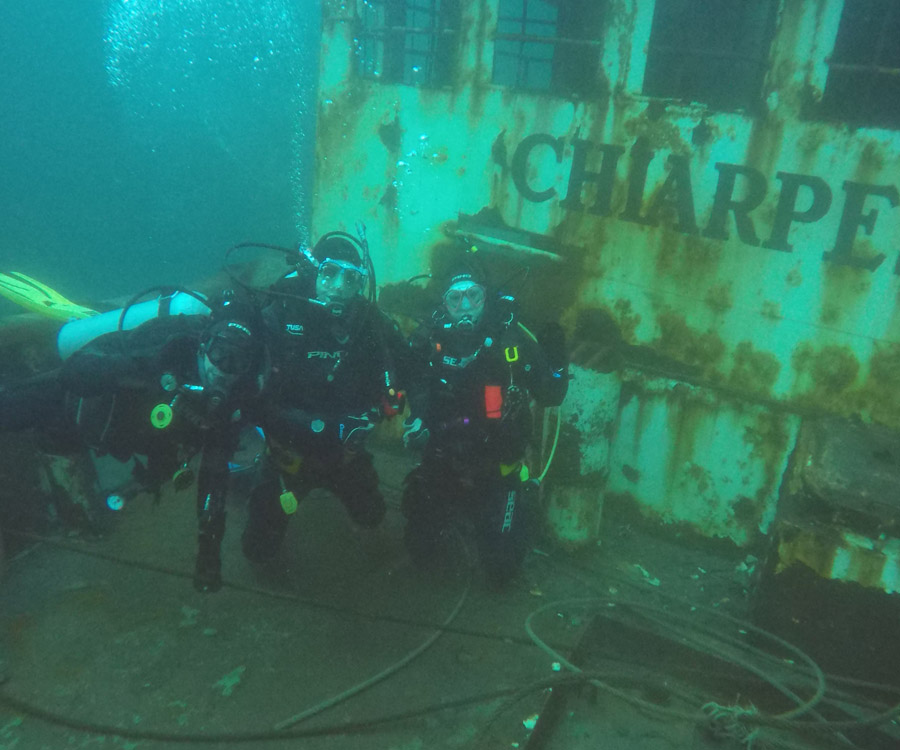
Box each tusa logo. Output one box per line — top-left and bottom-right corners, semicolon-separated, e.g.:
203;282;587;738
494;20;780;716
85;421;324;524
285;323;304;336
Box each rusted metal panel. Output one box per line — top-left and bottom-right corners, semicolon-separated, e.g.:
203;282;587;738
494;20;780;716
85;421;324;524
544;364;799;548
544;366;615;547
606;374;799;547
313;2;900;544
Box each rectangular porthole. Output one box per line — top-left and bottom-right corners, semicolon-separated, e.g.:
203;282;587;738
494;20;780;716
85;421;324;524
491;0;605;97
642;0;777;112
820;0;900;130
356;0;461;87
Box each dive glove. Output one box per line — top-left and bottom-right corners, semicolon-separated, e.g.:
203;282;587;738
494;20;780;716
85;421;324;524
402;416;430;449
341;412;376;449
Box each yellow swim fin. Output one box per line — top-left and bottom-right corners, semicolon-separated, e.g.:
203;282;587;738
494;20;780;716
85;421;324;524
0;271;97;321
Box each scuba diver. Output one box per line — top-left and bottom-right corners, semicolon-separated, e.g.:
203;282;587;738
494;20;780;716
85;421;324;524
400;252;569;587
240;228;409;566
0;288;267;593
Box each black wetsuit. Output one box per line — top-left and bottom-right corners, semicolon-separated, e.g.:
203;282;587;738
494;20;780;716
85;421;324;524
402;311;568;585
241;275;409;562
0;315;259;592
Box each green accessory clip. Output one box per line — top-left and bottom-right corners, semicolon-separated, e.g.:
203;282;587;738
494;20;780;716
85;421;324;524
150;403;174;430
279;475;298;514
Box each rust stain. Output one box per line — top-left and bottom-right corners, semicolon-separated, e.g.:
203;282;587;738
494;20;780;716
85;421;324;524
466;0;490;124
777;528;839;577
654;310;725;372
778;527;892;592
378;115;404;153
728;341;780;398
624;102;691;155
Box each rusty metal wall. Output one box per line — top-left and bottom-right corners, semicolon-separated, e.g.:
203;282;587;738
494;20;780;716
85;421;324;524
312;1;900;550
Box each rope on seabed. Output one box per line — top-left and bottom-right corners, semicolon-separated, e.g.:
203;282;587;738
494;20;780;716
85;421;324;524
543;552;900;731
273;539;473;730
524;594;900;747
528;597;826;718
702;701;763;748
0;670;649;744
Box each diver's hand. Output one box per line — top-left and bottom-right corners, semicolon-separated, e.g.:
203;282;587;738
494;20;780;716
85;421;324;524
341;412;376;449
402;416;430;449
538;321;568;372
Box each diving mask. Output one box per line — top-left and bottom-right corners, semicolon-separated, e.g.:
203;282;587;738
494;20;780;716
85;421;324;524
202;321;256;375
197;320;259;410
443;281;486;329
315;257;367;309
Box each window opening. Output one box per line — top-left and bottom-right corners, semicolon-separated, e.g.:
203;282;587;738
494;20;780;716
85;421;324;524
492;0;604;95
357;0;460;87
642;0;776;111
821;0;900;129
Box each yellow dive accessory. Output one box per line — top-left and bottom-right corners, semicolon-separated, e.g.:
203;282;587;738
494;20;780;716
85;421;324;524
172;463;194;490
500;462;529;481
150;403;174;429
0;271;97;321
269;438;303;475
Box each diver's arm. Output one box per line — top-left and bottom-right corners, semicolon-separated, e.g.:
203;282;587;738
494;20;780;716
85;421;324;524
264;403;319;437
399;325;437;448
59;326;162;395
59;348;145;396
264;401;378;448
61;316;207;396
403;323;436;421
519;323;569;407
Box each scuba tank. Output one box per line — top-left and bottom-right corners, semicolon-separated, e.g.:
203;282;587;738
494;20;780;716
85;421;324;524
57;289;211;360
